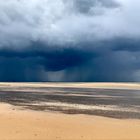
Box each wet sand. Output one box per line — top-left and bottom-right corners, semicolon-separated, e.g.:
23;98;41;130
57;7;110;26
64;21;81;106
0;83;140;140
0;82;140;119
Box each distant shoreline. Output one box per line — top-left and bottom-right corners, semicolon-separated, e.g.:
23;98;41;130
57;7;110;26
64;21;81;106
0;82;140;90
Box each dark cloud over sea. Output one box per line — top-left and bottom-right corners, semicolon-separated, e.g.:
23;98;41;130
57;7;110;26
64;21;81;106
0;0;140;81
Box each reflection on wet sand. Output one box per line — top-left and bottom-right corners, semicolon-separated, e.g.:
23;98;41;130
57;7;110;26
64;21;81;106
0;83;140;119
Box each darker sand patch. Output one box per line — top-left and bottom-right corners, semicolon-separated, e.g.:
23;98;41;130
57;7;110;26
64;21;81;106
0;85;140;119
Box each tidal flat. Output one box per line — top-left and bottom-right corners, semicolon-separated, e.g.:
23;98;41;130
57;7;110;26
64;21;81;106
0;82;140;119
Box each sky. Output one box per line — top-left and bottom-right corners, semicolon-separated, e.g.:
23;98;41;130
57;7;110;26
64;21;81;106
0;0;140;82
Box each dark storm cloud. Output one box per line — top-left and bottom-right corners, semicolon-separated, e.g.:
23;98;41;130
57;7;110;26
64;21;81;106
1;38;140;82
0;43;95;71
0;0;140;81
0;42;98;81
112;38;140;52
53;39;140;82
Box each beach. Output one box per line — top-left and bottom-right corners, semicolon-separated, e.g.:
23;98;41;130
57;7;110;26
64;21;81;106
0;83;140;140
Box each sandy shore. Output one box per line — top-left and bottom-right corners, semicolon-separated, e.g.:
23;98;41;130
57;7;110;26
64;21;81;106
0;83;140;139
0;82;140;90
0;103;140;140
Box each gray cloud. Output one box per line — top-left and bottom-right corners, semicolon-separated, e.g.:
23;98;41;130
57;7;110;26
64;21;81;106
68;0;120;15
0;0;140;81
0;0;121;48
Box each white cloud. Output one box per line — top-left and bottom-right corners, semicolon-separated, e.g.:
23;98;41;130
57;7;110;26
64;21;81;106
0;0;140;49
